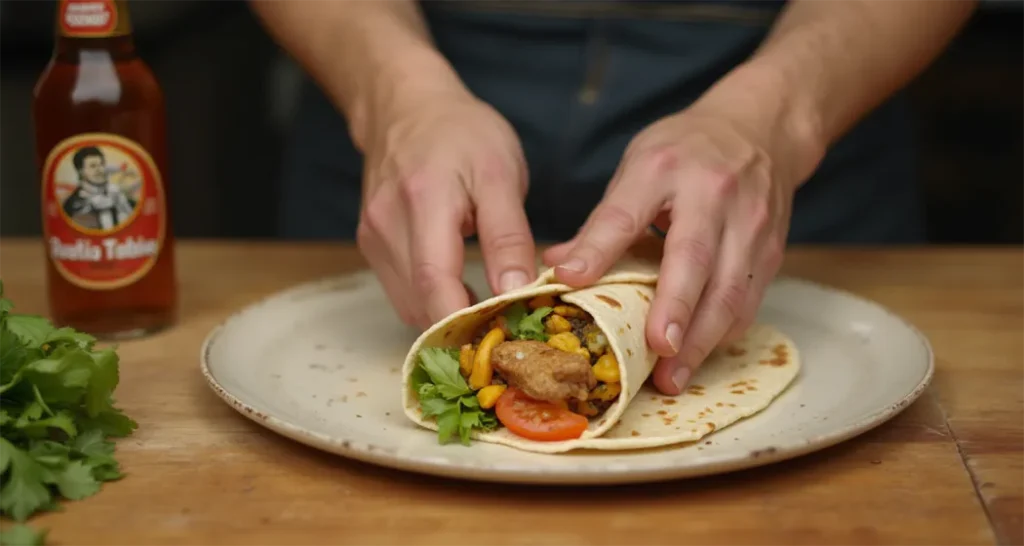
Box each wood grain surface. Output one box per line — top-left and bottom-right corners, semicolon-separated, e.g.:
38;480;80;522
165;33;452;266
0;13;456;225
0;239;1020;546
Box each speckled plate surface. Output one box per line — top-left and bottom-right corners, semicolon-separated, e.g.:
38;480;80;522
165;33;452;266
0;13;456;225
200;262;933;485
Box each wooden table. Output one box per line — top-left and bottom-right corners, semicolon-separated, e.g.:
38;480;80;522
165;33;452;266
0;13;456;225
1;238;1021;545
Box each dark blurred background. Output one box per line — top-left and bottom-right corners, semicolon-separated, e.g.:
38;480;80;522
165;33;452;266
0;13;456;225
1;0;1021;244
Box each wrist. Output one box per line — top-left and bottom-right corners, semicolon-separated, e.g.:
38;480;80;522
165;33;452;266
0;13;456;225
344;48;470;152
693;59;827;190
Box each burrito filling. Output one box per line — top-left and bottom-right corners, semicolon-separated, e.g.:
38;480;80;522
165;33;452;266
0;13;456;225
410;295;622;445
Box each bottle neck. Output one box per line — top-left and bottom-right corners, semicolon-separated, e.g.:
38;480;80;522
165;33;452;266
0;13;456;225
54;0;135;57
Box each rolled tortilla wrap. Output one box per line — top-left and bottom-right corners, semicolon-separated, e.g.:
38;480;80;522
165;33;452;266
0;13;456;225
401;261;800;454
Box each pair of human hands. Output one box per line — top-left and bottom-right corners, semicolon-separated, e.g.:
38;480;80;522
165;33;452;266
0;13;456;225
356;84;813;396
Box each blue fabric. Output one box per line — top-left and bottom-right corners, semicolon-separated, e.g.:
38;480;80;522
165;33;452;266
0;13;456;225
278;1;924;244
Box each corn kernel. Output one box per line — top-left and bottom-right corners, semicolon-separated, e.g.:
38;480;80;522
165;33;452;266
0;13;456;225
470;327;505;390
476;384;507;409
528;295;555;310
592;354;620;383
589;382;622;402
458;344;476;378
547;332;582;354
576;347;591;360
544;314;572;334
553;304;585;318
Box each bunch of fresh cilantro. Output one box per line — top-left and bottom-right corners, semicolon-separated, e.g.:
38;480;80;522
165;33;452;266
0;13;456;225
0;281;138;545
409;302;553;445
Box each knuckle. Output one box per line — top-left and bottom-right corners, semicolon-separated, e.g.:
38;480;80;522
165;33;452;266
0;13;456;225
666;292;696;324
412;261;444;297
637;145;680;177
592;202;642;238
666;235;714;277
711;280;748;319
398;171;435;204
472;154;516;191
706;169;740;201
360;197;391;237
748;200;772;234
483;228;533;256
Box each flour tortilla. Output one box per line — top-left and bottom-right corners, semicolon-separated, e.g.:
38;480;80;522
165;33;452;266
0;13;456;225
401;260;800;453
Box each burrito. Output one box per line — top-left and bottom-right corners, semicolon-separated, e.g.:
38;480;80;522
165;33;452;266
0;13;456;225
401;261;800;453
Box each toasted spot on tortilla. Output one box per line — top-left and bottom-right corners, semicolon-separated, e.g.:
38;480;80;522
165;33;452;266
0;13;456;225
687;419;696;423
728;403;737;407
385;412;391;416
595;295;622;308
730;381;747;387
347;377;358;383
650;396;658;401
642;413;651;417
444;329;455;340
341;395;348;403
389;367;399;375
726;345;747;356
731;389;745;395
716;402;724;407
662;398;677;405
631;430;640;437
627;348;634;357
739;364;748;368
704;406;714;414
686;386;705;395
706;422;716;431
618;327;626;335
599;419;607;426
635;289;651;303
356;392;367;397
626;323;632;330
748;385;758;391
657;410;668;416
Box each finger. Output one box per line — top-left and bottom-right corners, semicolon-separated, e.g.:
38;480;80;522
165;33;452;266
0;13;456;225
473;180;538;296
356;217;418;326
651;355;689;395
722;233;783;343
541;239;576;267
552;179;666;287
644;197;725;359
405;175;472;326
666;222;758;394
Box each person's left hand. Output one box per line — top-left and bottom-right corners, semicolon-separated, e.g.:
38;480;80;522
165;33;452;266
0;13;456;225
542;78;823;396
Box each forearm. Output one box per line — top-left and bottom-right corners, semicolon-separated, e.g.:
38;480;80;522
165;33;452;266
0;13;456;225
248;0;466;149
695;0;976;185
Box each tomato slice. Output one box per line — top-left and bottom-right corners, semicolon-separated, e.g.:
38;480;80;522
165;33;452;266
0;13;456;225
494;387;589;442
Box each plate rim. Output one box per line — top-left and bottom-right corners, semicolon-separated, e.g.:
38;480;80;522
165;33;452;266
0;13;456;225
198;271;935;485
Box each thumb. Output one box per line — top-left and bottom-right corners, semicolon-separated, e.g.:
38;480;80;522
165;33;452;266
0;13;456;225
473;182;537;295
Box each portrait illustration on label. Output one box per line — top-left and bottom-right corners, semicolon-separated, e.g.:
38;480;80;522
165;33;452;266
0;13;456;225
42;133;165;290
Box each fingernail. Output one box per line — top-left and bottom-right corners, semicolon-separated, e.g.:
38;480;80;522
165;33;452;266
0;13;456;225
665;322;683;354
672;366;691;392
499;270;528;293
557;258;586;273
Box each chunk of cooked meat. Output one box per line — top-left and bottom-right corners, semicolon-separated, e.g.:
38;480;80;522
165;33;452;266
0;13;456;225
491;340;596;402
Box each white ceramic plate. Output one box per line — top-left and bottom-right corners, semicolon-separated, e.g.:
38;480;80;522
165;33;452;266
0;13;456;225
200;262;933;485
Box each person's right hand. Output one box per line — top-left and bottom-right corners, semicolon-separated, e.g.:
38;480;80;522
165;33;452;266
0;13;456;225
356;89;538;330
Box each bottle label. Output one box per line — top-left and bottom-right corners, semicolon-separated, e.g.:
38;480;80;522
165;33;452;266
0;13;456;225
58;0;131;38
41;133;166;291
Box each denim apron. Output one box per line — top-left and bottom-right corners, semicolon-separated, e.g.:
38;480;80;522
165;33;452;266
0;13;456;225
277;0;924;244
